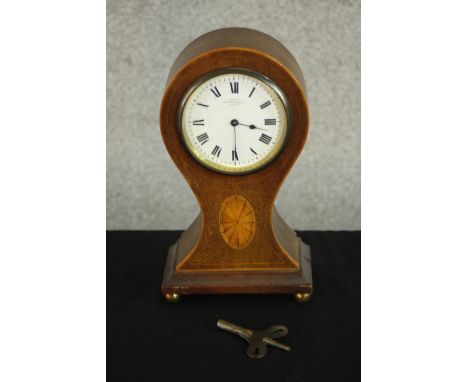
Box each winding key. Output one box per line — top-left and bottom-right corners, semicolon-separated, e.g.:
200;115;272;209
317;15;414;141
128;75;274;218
217;319;291;358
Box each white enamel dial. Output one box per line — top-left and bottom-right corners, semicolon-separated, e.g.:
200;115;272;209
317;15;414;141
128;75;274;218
180;71;288;174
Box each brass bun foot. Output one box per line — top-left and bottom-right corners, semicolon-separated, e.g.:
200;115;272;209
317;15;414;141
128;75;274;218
294;292;312;303
163;292;181;303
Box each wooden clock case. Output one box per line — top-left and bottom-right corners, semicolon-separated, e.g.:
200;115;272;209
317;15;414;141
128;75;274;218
159;28;312;302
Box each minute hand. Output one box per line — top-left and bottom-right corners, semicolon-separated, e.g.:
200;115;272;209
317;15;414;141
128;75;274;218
237;122;268;131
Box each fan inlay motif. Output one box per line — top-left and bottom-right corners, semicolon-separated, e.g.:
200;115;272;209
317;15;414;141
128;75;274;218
219;195;255;249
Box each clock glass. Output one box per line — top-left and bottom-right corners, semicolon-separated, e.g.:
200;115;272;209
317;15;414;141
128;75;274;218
180;70;288;174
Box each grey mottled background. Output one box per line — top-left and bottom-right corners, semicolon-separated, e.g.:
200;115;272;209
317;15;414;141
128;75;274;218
107;0;360;230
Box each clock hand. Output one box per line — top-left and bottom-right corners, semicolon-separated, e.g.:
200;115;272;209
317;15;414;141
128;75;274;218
230;119;239;161
234;125;237;154
237;122;268;131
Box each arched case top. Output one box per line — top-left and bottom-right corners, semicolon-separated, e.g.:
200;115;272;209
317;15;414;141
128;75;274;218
160;27;309;187
166;28;307;97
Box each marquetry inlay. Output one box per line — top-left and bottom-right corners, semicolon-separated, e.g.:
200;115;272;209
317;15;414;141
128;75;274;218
219;195;255;249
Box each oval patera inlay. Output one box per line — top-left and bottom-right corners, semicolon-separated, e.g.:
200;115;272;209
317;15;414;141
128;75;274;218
219;195;255;249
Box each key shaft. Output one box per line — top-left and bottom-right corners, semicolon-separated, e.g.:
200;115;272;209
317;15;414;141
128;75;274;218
262;337;291;352
217;319;253;339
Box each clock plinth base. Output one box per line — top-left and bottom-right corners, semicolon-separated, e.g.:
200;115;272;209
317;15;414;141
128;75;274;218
161;238;313;299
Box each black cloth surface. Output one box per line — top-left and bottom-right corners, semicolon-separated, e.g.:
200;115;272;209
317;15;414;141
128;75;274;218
107;231;360;382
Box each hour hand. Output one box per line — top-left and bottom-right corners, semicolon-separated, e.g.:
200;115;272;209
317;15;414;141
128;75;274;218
237;121;268;131
248;124;268;131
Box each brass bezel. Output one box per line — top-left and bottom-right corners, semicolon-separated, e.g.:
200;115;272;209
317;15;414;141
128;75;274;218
178;68;291;175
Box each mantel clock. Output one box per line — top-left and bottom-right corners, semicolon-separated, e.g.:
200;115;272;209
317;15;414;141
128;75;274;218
160;28;312;303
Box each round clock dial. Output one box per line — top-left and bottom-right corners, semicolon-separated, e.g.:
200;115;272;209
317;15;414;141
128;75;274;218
180;71;288;174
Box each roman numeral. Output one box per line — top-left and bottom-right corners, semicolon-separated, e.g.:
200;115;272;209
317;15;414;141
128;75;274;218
264;118;276;125
232;149;239;161
230;82;239;93
249;87;256;97
211;145;222;157
192;119;204;125
250;147;258;155
196;102;209;107
259;133;272;145
196;133;209;145
260;100;271;109
210;86;221;98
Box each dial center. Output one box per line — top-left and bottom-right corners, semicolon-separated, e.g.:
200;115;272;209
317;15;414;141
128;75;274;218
230;119;239;127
